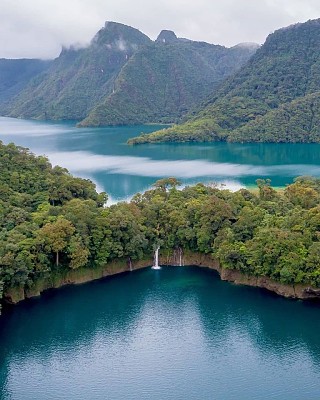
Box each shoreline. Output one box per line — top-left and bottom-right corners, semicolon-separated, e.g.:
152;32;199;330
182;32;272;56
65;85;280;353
3;251;320;311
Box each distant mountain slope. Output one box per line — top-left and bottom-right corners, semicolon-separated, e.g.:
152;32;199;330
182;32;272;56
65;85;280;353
79;37;257;126
4;22;151;121
129;19;320;144
0;59;51;106
2;24;257;125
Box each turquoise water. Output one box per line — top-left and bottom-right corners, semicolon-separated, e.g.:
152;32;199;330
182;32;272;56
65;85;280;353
1;267;320;399
1;118;320;398
1;117;320;201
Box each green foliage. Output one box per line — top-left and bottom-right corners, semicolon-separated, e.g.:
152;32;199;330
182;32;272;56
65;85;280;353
37;217;76;266
129;19;320;144
4;22;151;121
153;177;181;191
0;59;51;108
80;42;256;127
1;22;256;125
2;140;320;313
0;141;105;307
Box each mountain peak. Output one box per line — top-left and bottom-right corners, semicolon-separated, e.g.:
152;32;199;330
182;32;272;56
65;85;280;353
92;21;151;49
233;42;260;50
156;30;178;44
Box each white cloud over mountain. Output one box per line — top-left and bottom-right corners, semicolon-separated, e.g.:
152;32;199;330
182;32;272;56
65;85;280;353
1;0;320;58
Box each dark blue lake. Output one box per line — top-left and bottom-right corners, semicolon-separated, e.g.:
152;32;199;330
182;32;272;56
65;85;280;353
1;267;320;400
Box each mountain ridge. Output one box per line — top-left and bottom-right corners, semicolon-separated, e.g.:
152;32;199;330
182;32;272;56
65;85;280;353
0;59;51;107
2;22;152;121
1;21;258;126
128;18;320;144
79;39;257;127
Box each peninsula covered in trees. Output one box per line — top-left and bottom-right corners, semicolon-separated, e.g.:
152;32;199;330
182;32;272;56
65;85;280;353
129;19;320;145
1;141;320;313
3;19;320;145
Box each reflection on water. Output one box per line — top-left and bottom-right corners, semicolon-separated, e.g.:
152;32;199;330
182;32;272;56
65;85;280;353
0;267;320;400
1;118;320;398
1;117;320;200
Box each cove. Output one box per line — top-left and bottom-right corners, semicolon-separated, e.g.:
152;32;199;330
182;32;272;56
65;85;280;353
2;117;320;201
1;266;320;400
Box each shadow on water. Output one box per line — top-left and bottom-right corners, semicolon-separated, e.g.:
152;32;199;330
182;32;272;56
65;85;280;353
1;267;320;399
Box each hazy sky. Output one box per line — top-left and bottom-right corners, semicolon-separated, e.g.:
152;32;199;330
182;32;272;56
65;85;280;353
1;0;320;59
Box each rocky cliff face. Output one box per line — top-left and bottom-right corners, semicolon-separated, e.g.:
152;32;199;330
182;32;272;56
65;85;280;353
4;251;320;309
182;253;320;300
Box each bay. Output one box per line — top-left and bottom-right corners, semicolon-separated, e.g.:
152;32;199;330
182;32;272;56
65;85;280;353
1;117;320;202
1;267;320;400
1;118;320;398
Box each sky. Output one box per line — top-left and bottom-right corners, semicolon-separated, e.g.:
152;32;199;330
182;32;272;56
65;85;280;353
1;0;320;59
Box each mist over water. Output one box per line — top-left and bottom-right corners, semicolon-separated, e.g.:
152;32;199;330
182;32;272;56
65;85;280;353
1;117;320;201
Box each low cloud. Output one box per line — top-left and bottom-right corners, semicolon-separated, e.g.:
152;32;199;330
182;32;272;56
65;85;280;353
46;150;320;180
1;0;320;58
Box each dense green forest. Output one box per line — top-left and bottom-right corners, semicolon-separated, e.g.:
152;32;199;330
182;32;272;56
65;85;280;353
1;22;257;126
2;141;320;312
129;19;320;144
78;39;256;126
2;22;151;121
0;59;51;107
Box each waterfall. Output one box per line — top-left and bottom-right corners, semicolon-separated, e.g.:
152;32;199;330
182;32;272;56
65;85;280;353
179;247;183;267
173;247;183;266
152;246;161;270
128;257;133;272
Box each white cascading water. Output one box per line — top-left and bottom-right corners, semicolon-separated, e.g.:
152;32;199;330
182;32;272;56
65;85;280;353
152;246;161;270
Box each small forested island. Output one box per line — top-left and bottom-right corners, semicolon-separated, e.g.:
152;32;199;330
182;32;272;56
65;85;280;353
1;140;320;314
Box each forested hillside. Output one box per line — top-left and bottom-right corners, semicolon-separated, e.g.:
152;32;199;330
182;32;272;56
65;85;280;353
0;59;51;106
0;141;107;311
129;19;320;144
79;38;257;126
2;141;320;312
2;23;257;126
3;22;151;121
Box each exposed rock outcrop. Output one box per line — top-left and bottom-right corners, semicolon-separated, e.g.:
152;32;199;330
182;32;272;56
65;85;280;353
3;251;320;309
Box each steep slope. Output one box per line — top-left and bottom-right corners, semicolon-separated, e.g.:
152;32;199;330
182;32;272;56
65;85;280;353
128;19;320;144
79;37;257;126
4;22;151;121
0;59;51;106
232;91;320;142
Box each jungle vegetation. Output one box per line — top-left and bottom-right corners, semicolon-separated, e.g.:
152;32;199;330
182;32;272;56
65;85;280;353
129;19;320;144
0;58;51;107
2;141;320;312
79;39;257;127
1;23;257;126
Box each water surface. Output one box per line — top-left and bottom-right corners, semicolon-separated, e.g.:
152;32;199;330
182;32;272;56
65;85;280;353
1;267;320;399
1;117;320;201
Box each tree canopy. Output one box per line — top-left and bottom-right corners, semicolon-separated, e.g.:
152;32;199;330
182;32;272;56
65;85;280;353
128;19;320;145
2;141;320;313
